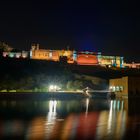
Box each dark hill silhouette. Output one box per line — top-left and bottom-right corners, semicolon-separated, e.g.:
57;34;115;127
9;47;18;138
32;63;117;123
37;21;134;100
0;58;139;91
0;57;140;79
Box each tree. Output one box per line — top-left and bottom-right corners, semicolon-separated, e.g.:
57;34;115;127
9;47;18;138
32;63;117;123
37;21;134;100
66;81;73;91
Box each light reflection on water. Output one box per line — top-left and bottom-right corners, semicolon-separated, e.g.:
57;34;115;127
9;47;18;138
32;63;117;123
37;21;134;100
0;98;139;140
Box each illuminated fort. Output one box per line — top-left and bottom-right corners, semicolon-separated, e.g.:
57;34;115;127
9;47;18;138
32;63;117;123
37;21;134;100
30;44;124;67
2;43;126;68
30;44;74;63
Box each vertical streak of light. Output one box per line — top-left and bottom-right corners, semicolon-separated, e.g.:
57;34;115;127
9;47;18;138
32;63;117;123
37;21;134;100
121;100;124;111
45;100;57;140
114;100;116;110
108;100;113;132
120;101;126;138
117;100;120;111
85;98;90;116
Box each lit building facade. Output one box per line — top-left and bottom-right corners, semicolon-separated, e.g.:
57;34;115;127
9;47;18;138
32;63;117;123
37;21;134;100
2;43;125;68
30;45;124;67
3;51;28;58
76;51;98;65
109;76;140;97
99;56;124;68
30;44;74;62
123;62;140;69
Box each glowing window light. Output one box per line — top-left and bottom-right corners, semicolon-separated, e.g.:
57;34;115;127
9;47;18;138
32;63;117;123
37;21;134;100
120;86;123;91
16;55;20;58
9;53;14;58
21;51;28;58
3;52;8;57
16;53;21;58
112;86;115;92
49;52;52;58
22;55;27;58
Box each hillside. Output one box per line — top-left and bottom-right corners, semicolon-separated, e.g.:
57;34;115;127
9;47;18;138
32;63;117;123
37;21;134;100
0;58;139;91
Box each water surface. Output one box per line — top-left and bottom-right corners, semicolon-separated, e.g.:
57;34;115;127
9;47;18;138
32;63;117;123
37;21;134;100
0;97;139;140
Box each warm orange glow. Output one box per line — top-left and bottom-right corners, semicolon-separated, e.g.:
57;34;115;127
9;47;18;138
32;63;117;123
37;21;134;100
27;117;46;140
77;54;98;65
51;51;60;61
28;44;125;67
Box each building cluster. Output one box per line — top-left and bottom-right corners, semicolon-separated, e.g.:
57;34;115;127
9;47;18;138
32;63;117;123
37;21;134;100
3;51;28;58
1;43;140;68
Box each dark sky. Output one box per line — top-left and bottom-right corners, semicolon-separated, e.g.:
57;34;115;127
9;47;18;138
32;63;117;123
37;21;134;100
0;0;140;62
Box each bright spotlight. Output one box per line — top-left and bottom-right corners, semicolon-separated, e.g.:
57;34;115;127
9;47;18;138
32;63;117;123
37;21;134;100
49;85;61;92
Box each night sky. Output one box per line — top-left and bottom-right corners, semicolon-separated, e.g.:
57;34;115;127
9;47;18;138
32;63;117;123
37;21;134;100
0;0;140;62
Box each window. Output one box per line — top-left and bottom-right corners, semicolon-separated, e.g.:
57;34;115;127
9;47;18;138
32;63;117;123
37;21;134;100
120;86;123;91
116;86;120;91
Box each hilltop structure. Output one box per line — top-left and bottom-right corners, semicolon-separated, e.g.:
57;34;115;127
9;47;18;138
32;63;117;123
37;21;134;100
30;44;74;63
30;44;124;68
3;43;140;68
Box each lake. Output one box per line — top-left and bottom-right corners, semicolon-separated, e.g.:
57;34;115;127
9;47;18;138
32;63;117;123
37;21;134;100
0;96;139;140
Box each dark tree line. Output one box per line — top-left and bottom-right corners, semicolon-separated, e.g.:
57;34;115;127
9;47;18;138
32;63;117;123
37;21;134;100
0;58;108;92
